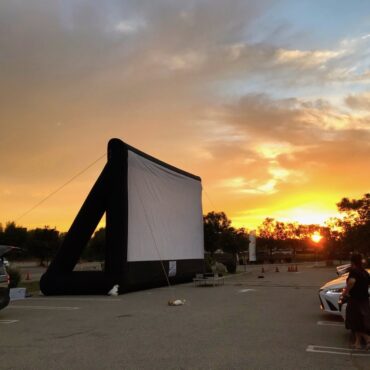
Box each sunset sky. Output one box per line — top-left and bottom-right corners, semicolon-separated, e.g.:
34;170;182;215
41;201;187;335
1;0;369;232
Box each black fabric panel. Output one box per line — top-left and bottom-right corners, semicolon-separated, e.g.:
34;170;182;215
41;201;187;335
40;164;109;295
46;164;109;275
105;139;128;279
121;259;205;292
40;272;115;295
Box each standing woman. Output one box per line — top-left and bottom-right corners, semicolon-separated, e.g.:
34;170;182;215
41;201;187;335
344;253;370;349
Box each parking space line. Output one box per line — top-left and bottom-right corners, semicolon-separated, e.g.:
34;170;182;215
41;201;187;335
8;305;79;311
0;319;19;324
238;289;256;293
27;298;122;302
317;321;343;327
306;345;370;357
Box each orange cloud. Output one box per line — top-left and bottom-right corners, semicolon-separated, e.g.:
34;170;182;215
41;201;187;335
0;1;369;231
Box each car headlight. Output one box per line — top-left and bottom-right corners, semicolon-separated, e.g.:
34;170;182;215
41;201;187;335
325;288;343;295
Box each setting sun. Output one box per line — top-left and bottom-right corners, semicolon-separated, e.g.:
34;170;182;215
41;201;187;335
311;232;322;243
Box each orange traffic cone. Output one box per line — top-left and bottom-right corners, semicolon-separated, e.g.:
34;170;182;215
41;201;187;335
261;267;265;273
275;266;279;272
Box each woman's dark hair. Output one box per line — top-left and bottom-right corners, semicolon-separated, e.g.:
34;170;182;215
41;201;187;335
350;253;363;267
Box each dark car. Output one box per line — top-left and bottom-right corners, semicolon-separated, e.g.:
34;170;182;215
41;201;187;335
0;260;10;310
0;245;15;310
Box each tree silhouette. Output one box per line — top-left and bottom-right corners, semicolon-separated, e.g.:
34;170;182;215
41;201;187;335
28;227;60;266
203;211;232;255
84;228;106;261
0;222;28;249
337;193;370;255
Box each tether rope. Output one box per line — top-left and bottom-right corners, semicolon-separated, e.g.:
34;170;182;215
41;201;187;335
204;188;217;211
15;153;106;222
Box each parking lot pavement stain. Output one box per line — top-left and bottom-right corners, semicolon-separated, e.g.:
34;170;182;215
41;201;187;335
117;314;133;318
55;330;93;340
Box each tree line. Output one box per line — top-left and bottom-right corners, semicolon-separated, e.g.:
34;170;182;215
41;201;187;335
1;193;368;265
203;193;369;260
204;212;339;263
0;223;106;266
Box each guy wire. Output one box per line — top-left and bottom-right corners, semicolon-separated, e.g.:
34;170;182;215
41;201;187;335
16;153;106;222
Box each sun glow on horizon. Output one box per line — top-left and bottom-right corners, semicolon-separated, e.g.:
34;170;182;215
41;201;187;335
230;201;342;230
311;232;323;243
277;207;339;226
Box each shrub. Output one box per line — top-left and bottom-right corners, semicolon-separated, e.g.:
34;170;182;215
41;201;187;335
213;262;227;274
204;254;214;273
7;267;21;288
225;262;237;274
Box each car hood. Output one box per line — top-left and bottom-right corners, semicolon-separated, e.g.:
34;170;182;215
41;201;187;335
320;276;347;291
320;268;370;291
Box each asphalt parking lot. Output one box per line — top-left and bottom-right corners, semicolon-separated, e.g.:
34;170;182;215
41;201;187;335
1;263;369;370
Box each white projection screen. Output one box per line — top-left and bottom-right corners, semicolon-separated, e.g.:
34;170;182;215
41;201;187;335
127;150;204;262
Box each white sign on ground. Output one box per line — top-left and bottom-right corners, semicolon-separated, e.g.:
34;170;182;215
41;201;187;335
10;287;26;300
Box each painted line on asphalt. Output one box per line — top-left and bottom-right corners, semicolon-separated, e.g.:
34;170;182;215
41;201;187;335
8;305;80;311
0;319;19;324
317;321;343;327
27;298;122;302
306;345;370;357
238;289;256;293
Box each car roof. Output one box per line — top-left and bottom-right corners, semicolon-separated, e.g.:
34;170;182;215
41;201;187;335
0;245;16;257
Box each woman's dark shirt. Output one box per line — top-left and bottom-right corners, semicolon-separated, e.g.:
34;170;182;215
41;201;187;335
348;267;370;300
